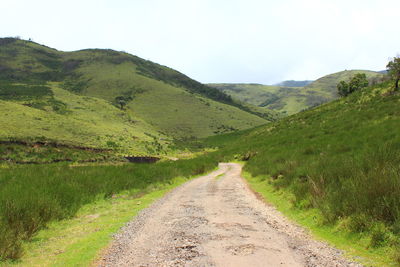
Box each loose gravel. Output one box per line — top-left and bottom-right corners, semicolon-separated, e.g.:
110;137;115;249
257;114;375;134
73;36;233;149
99;163;363;267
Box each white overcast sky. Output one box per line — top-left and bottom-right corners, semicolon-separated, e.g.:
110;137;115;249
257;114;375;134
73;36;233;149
1;0;399;84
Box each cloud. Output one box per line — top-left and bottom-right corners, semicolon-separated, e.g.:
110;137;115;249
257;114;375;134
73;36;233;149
1;0;399;84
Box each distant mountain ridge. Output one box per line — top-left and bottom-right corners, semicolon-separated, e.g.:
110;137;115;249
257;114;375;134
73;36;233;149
275;80;313;87
209;70;385;115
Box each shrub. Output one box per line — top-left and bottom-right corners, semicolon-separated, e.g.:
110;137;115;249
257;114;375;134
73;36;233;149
337;73;369;97
369;223;389;248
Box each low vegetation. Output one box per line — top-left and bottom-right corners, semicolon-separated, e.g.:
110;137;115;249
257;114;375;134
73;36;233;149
13;183;185;266
0;155;220;261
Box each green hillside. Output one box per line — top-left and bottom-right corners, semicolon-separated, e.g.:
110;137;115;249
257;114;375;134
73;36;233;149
210;70;384;115
0;38;271;161
0;83;166;152
204;80;400;265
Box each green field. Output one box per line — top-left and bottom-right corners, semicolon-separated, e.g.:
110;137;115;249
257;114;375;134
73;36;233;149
210;70;384;115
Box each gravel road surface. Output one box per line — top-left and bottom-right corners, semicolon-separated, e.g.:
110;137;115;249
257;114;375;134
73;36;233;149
99;163;361;267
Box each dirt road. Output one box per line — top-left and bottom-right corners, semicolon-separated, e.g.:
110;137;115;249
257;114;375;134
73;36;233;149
100;163;361;267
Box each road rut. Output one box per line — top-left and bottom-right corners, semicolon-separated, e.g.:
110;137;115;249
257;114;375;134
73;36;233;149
100;163;361;267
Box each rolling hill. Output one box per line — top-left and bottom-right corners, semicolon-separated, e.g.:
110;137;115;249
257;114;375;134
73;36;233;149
0;38;273;160
210;70;384;115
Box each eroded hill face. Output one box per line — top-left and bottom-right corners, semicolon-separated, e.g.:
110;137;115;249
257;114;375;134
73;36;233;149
0;38;271;157
209;70;384;115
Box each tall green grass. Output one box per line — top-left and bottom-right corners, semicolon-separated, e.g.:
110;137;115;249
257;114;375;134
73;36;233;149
0;155;219;261
210;83;400;262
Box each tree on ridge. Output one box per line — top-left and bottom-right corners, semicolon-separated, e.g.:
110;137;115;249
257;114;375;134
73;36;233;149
387;57;400;90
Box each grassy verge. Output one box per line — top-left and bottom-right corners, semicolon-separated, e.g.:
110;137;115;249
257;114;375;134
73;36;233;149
2;176;192;267
0;155;220;261
244;171;398;267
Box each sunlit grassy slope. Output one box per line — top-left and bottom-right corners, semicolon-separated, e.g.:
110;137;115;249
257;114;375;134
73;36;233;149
0;84;165;154
209;70;384;115
204;81;400;265
0;38;271;158
72;60;269;138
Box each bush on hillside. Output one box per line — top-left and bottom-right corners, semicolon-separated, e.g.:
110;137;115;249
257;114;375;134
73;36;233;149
337;73;369;97
114;95;133;110
387;56;400;90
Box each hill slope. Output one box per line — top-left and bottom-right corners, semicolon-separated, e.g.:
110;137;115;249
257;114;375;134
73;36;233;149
204;81;400;265
304;69;383;96
0;83;165;153
210;70;384;115
0;38;271;158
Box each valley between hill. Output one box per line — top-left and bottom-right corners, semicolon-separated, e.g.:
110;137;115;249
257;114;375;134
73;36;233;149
1;38;400;266
0;38;274;162
209;70;384;115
